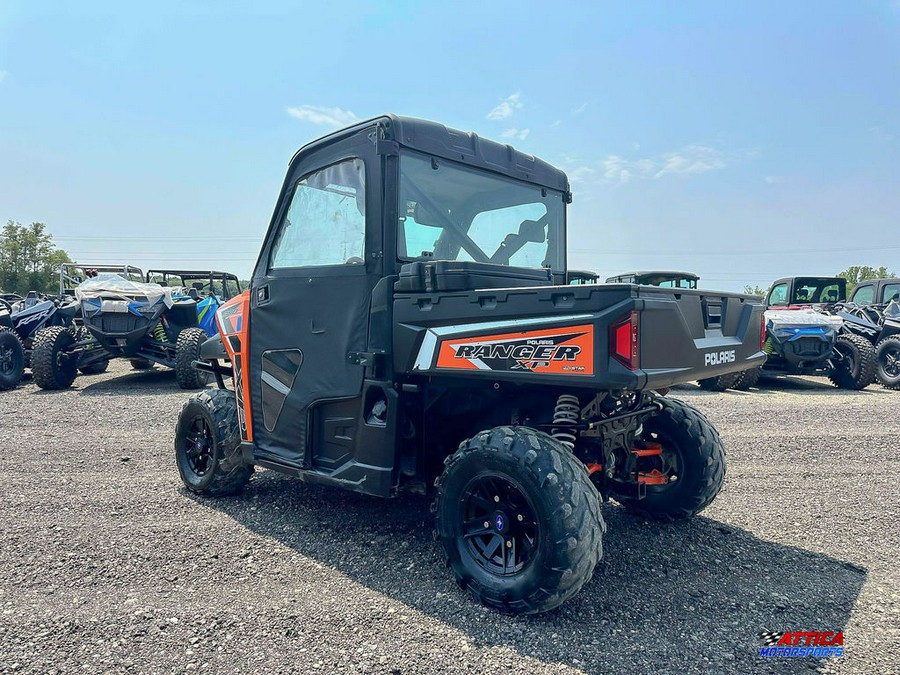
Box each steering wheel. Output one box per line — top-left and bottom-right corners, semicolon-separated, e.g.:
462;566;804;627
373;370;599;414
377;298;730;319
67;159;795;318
346;256;364;265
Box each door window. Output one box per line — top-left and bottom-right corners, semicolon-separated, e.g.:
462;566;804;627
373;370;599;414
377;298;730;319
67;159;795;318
852;285;875;305
768;283;788;306
270;159;366;269
882;284;900;303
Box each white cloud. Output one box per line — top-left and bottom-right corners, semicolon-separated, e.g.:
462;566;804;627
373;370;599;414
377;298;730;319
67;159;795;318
487;93;523;121
568;166;597;185
286;105;358;127
0;70;7;85
764;175;784;184
572;102;588;115
652;145;726;178
501;128;530;141
601;145;727;183
550;119;561;128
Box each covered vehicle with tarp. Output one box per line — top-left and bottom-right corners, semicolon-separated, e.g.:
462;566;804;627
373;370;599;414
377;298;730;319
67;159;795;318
31;273;225;390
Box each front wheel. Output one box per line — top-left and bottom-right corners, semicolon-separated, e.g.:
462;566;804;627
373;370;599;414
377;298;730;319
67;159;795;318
73;328;109;375
828;333;877;390
31;326;78;390
434;426;605;614
614;397;726;520
175;389;252;496
875;335;900;390
129;357;154;370
0;327;26;391
175;328;211;389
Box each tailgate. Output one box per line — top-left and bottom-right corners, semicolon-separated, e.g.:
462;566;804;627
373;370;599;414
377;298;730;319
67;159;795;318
635;286;765;388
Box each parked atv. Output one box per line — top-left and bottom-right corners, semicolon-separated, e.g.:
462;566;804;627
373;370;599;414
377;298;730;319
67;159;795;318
0;299;26;390
173;114;765;614
862;300;900;389
32;271;241;390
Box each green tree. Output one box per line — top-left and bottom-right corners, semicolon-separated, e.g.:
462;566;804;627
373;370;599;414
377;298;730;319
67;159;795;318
744;284;768;296
837;265;896;293
0;221;72;295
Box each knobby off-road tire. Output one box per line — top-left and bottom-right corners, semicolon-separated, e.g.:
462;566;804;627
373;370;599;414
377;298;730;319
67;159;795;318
829;333;877;390
732;366;762;391
616;397;726;521
32;326;78;390
875;335;900;390
175;328;211;390
175;388;252;496
433;426;605;615
0;327;26;390
129;357;154;370
74;327;109;375
697;372;740;392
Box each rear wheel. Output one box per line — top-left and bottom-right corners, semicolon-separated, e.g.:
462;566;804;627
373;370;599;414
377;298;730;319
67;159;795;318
175;389;252;496
828;333;877;390
697;372;739;391
175;327;211;389
875;335;900;390
434;426;605;614
32;326;78;390
129;357;153;370
0;327;25;390
614;397;725;521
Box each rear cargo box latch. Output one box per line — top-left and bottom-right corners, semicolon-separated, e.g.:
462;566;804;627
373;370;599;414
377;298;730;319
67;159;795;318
703;299;723;329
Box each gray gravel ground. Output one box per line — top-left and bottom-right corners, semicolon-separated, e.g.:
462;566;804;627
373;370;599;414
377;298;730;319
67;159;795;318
0;362;898;674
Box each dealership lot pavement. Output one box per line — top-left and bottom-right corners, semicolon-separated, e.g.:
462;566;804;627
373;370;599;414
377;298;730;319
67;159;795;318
1;362;897;674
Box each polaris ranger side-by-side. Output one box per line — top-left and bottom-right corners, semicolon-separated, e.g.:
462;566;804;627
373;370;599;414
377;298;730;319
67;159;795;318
761;276;877;390
175;115;764;614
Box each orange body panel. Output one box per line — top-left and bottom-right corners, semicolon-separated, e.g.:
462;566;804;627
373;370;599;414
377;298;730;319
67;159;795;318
215;290;253;442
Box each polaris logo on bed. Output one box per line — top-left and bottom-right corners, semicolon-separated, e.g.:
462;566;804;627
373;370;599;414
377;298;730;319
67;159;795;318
704;349;736;366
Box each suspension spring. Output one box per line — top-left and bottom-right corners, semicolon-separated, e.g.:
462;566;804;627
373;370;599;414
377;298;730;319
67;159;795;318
152;322;167;342
551;394;581;450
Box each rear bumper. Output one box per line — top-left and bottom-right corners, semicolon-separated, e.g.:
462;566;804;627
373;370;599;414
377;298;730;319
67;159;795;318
394;286;765;391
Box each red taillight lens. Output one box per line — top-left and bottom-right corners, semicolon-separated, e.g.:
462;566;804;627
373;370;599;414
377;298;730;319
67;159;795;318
610;311;639;369
761;313;766;351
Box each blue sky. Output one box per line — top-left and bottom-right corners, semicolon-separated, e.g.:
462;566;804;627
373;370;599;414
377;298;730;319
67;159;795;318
0;0;897;290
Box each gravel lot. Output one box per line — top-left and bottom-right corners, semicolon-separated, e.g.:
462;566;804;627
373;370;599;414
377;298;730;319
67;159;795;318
1;362;897;674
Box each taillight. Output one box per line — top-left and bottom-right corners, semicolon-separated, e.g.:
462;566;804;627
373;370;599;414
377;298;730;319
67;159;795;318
761;313;767;351
610;311;639;369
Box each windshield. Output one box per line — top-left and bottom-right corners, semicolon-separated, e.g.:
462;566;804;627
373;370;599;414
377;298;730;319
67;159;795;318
638;275;698;289
145;273;241;299
398;151;565;271
792;277;846;304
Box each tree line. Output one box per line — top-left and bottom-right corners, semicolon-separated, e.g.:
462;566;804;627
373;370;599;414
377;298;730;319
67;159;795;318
0;221;71;295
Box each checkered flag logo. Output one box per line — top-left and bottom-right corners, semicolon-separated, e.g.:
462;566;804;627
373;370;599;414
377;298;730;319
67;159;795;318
758;631;784;646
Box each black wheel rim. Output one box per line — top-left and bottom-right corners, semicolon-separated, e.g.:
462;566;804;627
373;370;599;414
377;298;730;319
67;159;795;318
461;474;539;576
183;415;215;477
635;432;682;493
832;343;856;375
884;345;900;377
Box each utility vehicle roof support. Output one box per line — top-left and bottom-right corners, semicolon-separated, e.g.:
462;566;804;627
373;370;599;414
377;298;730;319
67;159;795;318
59;263;144;296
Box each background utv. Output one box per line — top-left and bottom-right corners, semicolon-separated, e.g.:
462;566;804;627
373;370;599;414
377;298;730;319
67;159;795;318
175;115;764;614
